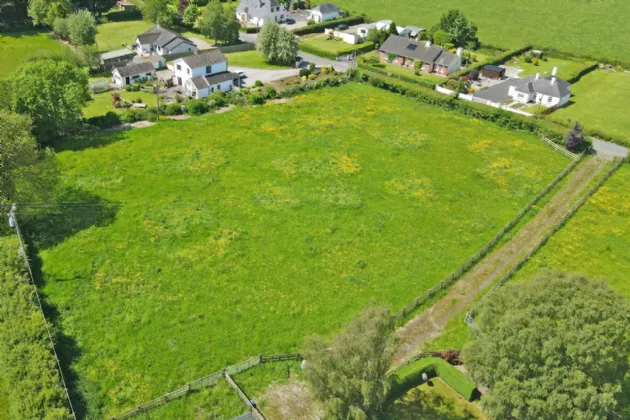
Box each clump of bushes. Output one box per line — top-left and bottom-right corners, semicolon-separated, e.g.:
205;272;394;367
87;111;121;129
186;99;209;116
247;93;265;105
308;73;318;80
132;83;140;92
299;68;311;77
125;85;131;92
120;108;148;123
264;86;277;99
254;80;264;87
166;103;183;116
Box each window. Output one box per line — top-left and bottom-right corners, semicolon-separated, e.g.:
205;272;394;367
176;64;181;70
547;96;553;104
206;65;212;74
187;68;190;75
146;72;152;76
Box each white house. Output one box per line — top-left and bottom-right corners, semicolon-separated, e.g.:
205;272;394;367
171;49;237;98
111;62;155;88
309;3;342;23
135;25;196;56
507;67;571;107
236;0;287;26
325;28;361;44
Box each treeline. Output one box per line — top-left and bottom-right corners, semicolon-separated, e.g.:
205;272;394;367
0;236;72;419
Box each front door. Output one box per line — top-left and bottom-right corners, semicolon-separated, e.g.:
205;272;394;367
177;77;182;85
125;76;130;85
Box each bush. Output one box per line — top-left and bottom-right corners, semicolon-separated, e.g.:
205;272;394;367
264;86;277;99
132;83;140;92
254;80;264;87
299;68;311;77
165;103;183;115
125;85;131;92
444;42;455;51
185;99;209;116
120;108;148;123
86;111;121;129
308;73;317;80
247;93;265;105
174;94;184;103
53;17;70;38
208;90;227;107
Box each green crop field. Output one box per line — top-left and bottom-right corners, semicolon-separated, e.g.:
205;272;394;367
313;0;630;64
0;31;63;77
551;71;630;145
27;84;568;417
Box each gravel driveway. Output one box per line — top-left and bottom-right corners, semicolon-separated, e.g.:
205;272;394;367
231;66;299;86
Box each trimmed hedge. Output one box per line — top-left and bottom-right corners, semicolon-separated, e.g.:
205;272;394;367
389;357;477;402
0;237;72;419
239;26;260;34
86;111;121;129
292;16;364;36
565;62;599;84
298;40;374;60
357;71;568;144
358;63;438;89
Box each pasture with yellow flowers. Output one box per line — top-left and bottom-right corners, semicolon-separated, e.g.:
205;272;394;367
26;84;569;417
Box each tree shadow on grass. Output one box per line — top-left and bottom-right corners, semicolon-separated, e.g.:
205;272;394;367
19;187;119;418
53;129;129;153
20;185;119;250
383;386;479;420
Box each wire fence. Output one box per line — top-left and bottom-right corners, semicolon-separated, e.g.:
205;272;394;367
7;206;77;419
391;154;584;321
109;353;301;420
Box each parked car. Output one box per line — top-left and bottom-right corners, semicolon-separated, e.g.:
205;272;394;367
335;23;349;30
285;18;296;25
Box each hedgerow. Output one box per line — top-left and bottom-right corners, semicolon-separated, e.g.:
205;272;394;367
0;236;72;419
298;40;375;60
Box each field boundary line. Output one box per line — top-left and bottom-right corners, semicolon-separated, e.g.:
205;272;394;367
224;371;266;420
109;353;301;420
391;153;584;322
539;135;578;159
477;157;626;304
7;205;77;420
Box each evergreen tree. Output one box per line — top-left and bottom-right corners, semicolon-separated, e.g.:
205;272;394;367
565;122;586;153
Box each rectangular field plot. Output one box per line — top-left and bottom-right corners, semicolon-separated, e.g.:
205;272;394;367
27;84;569;417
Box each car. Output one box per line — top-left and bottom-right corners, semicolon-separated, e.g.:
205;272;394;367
335;23;349;30
285;18;296;25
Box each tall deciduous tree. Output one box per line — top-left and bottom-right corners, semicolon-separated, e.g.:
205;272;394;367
431;9;478;48
139;0;177;26
8;59;90;142
0;112;58;208
28;0;70;27
256;22;297;65
303;306;397;420
565;122;586;153
198;0;239;44
464;271;630;420
67;9;98;45
432;29;449;47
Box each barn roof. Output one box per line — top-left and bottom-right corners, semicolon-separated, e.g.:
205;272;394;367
113;62;154;77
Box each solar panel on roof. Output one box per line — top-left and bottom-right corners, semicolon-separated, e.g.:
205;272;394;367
406;44;418;51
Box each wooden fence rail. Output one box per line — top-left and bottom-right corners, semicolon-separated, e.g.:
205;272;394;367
391;154;584;321
224;372;266;420
539;135;579;160
109;353;301;420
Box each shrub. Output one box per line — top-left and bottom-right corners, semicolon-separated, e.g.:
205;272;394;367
166;103;183;115
386;52;397;63
125;85;131;92
308;73;318;80
174;94;184;103
264;86;277;99
469;68;480;80
299;68;311;77
301;75;308;81
53;17;70;38
86;111;121;129
120;110;137;123
308;62;316;71
185;99;209;115
533;57;540;66
132;83;140;92
136;98;142;104
254;80;264;87
321;65;330;74
445;79;458;89
247;93;265;105
444;42;455;51
208;91;226;107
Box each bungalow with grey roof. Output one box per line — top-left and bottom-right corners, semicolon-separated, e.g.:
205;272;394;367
379;35;461;76
135;25;196;56
111;62;155;88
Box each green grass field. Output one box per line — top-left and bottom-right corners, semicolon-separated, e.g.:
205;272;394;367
300;34;360;54
95;20;153;52
384;378;487;420
0;31;63;77
83;89;158;118
226;50;291;70
509;55;594;79
29;84;567;417
551;71;630;144
313;0;630;64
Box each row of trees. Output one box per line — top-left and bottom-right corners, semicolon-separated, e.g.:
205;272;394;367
302;271;630;419
53;9;98;45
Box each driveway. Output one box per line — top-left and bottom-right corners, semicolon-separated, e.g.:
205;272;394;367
231;66;299;86
298;52;352;72
591;138;629;160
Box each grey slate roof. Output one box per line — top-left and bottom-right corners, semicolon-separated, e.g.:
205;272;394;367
237;0;281;14
379;35;444;64
312;3;340;13
189;72;238;89
100;48;136;61
435;51;458;66
474;75;571;102
181;49;227;69
137;25;194;48
113;62;155;77
525;75;571;97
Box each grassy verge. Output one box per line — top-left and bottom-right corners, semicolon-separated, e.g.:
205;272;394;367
226;50;291;70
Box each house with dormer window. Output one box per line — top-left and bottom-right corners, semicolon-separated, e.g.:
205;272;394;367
236;0;287;26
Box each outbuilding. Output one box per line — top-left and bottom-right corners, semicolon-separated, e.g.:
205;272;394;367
309;3;342;23
481;64;506;80
100;48;137;70
112;62;155;88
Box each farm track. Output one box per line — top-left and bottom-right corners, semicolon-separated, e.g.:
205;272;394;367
392;156;608;367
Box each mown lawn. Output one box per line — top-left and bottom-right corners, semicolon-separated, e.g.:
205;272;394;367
551;71;630;144
82;88;158;118
361;52;448;84
509;55;594;80
29;84;567;417
300;34;358;53
95;20;153;52
0;31;63;77
226;50;291;70
384;378;487;420
311;0;630;64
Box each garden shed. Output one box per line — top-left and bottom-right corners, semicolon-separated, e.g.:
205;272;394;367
482;64;506;80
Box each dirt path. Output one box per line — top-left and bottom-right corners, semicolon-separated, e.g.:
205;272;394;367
392;157;608;367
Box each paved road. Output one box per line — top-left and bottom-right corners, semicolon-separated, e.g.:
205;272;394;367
591;138;628;160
